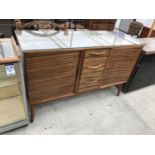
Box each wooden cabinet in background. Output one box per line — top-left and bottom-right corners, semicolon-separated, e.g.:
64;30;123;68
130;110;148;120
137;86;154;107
85;19;117;30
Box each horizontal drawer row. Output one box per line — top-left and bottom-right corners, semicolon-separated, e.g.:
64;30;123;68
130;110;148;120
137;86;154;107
79;49;110;92
84;49;109;58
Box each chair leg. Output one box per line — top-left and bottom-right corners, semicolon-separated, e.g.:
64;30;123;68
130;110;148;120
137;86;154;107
117;84;123;96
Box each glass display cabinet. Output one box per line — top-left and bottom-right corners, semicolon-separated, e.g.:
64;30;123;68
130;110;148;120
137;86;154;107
0;38;29;133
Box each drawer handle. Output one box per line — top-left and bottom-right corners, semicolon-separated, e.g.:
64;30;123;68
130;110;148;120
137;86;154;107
87;64;103;69
89;51;107;56
83;78;99;84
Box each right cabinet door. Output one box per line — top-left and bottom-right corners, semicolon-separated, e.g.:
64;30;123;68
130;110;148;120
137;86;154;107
101;47;141;87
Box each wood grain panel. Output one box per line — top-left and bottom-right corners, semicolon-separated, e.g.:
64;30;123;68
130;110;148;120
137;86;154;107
85;19;116;30
79;49;110;92
101;47;142;86
29;84;74;105
25;51;80;105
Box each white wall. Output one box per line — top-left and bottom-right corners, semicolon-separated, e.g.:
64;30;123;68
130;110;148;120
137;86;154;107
136;19;154;29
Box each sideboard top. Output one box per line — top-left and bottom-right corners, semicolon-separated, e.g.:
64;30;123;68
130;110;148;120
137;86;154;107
138;38;155;55
15;29;143;52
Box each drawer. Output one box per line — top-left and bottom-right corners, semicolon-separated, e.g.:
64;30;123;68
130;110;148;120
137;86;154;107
78;49;109;92
79;77;100;92
0;78;20;99
79;71;103;92
83;59;107;71
80;70;103;79
85;49;109;58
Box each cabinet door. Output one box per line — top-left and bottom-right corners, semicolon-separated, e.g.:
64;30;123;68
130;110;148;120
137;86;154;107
101;47;141;87
25;52;79;105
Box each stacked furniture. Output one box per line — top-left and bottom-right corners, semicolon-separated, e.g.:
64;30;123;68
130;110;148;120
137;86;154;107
0;38;29;133
15;29;143;121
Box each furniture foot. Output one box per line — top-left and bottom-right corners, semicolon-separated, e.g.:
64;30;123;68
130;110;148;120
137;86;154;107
30;106;34;123
117;84;123;96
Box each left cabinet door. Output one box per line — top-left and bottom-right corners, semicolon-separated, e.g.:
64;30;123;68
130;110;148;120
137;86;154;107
24;51;80;105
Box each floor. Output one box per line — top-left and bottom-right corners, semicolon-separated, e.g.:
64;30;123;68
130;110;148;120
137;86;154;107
6;85;155;135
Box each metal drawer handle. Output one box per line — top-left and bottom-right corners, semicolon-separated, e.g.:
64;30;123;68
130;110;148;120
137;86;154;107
89;51;107;56
83;78;99;84
86;64;103;69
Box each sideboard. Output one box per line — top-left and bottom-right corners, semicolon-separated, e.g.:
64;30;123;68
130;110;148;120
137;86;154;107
15;29;143;121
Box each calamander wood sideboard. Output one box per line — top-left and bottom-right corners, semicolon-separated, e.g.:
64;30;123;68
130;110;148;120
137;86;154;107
15;30;143;121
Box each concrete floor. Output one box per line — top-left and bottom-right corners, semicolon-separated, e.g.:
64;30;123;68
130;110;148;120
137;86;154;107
6;85;155;135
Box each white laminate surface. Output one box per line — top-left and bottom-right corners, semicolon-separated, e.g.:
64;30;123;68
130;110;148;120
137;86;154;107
15;29;143;52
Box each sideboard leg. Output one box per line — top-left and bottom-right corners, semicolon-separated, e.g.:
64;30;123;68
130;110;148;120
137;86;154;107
117;84;123;96
30;106;34;123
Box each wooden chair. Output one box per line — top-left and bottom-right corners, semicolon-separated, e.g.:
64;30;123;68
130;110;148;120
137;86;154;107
128;21;143;37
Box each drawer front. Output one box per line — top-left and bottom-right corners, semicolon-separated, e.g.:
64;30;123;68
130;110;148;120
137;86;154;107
25;52;80;105
79;49;110;92
84;49;109;58
101;47;141;86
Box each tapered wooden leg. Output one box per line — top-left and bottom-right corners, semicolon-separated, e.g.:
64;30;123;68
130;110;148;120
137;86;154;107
117;84;123;96
30;106;34;123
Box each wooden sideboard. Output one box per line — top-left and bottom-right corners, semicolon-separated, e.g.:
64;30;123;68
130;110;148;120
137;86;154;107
24;47;142;121
15;29;143;121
